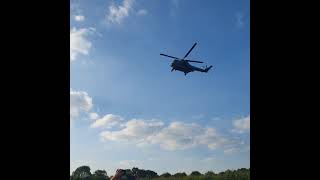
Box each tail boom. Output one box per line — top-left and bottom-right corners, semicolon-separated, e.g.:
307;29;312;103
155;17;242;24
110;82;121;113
203;65;213;72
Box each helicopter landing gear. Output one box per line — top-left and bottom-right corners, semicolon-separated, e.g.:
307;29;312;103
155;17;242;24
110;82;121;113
184;72;187;76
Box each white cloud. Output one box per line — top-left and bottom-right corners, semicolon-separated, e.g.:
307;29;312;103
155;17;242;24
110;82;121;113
70;27;93;61
70;90;93;120
70;90;99;125
196;128;231;150
232;116;250;133
70;91;248;152
99;118;233;151
106;0;134;24
90;114;123;129
75;15;85;21
100;119;164;142
151;122;208;150
82;92;247;151
89;112;99;120
137;9;147;16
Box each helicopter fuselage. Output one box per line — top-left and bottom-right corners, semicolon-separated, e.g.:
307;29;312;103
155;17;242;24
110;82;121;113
171;59;204;74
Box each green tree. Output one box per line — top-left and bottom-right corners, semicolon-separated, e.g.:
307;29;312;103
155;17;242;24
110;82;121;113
91;170;109;180
132;167;139;176
71;166;92;180
70;165;251;180
204;171;216;177
95;170;107;176
146;170;158;179
160;172;171;178
173;172;187;178
190;171;202;176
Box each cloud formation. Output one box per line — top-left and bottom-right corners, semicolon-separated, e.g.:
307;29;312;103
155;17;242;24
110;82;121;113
106;0;134;24
75;15;85;22
99;119;164;143
90;114;123;129
70;90;93;120
70;27;94;61
97;116;235;151
232;116;250;133
70;90;98;123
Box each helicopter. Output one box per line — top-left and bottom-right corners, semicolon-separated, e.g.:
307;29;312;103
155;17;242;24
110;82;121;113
160;43;213;76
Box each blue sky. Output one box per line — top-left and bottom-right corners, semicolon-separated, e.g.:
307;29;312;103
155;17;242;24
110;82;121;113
70;0;250;176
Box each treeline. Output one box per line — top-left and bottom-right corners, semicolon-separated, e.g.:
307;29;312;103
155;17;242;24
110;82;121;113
70;166;250;180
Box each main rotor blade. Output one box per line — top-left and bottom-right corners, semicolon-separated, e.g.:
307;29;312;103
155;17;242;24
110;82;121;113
160;54;179;59
183;43;197;59
186;60;203;63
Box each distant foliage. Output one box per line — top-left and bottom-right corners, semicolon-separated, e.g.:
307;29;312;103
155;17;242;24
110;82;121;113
190;171;202;176
71;166;92;180
70;166;250;180
173;172;187;178
160;172;172;178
